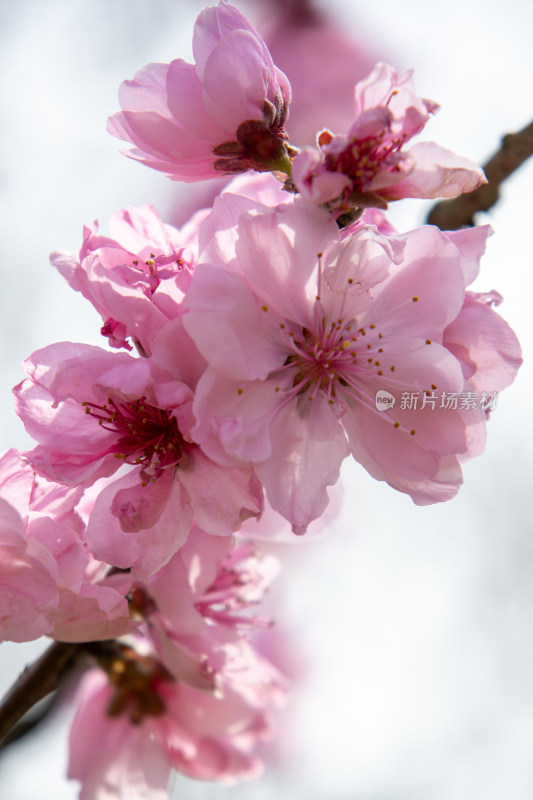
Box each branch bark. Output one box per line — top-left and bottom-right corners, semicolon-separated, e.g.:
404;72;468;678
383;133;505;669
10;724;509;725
0;641;82;747
427;120;533;230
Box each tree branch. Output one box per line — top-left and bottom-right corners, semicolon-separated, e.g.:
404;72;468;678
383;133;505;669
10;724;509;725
0;641;82;747
427;120;533;230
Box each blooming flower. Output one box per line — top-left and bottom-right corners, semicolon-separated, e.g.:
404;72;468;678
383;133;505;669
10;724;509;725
67;530;287;799
14;322;263;577
130;526;282;693
68;650;281;800
51;204;202;356
107;1;292;181
183;195;521;532
0;449;132;643
292;62;486;209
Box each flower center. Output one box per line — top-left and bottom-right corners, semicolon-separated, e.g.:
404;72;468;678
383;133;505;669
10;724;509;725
82;396;184;481
326;131;408;189
275;299;398;413
101;644;173;725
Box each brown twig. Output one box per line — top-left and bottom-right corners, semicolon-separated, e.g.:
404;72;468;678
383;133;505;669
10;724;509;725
427;120;533;230
0;641;82;747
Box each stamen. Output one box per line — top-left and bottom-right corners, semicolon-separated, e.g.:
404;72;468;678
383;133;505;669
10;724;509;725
82;396;184;480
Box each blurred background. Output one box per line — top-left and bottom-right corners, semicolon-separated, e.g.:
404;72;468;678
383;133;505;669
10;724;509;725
1;0;532;797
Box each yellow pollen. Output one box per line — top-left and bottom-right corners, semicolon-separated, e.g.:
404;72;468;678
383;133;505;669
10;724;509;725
342;340;351;349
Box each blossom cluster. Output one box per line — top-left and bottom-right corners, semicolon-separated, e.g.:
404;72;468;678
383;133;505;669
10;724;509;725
0;2;522;799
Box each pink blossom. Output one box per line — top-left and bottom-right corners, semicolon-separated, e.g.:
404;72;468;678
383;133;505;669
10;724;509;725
0;450;132;643
107;1;292;181
67;530;287;798
130;527;283;695
51;204;203;356
292;62;486;209
183;195;521;532
14;322;262;577
68;652;280;800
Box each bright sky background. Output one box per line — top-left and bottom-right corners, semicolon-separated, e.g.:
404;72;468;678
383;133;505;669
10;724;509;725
1;1;532;798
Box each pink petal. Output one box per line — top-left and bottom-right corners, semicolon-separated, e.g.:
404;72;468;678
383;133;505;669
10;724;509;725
166;60;230;142
255;397;350;533
444;225;492;286
444;294;522;392
366;225;466;340
234;200;339;327
202;30;270;130
183;263;283;381
385;141;487;200
116;62;172;117
85;470;192;578
179;448;263;535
